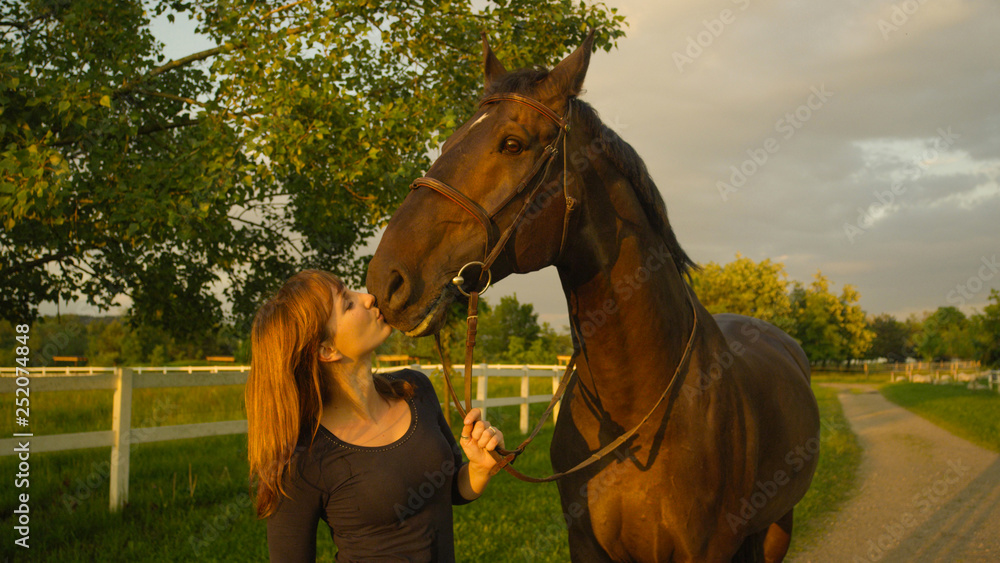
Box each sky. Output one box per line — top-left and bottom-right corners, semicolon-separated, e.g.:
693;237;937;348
478;0;1000;328
47;0;1000;331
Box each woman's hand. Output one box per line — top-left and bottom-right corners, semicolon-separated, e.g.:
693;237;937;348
460;408;505;474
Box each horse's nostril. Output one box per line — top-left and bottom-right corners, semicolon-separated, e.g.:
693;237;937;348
386;269;406;308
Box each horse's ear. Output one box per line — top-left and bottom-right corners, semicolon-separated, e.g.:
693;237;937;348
543;29;596;101
482;32;507;92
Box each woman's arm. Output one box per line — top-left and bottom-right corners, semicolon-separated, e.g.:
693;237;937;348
266;466;324;562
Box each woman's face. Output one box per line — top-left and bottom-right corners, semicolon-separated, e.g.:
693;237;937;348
322;288;392;362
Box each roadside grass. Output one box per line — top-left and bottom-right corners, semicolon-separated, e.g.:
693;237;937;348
786;383;863;556
880;382;1000;453
811;370;893;385
2;375;857;561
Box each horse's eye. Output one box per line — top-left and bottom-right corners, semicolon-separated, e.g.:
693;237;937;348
502;138;523;154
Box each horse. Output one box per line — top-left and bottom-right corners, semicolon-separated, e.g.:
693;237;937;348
366;32;820;562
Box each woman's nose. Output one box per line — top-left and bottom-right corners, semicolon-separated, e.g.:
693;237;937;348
363;293;376;308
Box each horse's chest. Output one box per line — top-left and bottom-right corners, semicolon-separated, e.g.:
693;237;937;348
583;466;685;558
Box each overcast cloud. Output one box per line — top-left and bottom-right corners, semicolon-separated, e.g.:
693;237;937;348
498;0;1000;328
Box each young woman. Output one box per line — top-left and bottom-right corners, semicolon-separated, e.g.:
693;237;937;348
246;270;505;562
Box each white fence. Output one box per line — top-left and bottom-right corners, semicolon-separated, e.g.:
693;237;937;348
889;368;1000;391
0;363;565;511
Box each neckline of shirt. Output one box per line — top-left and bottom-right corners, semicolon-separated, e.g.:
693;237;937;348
318;395;418;452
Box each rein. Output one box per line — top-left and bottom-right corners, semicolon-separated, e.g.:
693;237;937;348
412;93;698;481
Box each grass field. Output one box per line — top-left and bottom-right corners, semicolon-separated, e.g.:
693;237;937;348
880;382;1000;453
2;374;859;561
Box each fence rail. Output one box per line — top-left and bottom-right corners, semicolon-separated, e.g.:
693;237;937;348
1;363;565;511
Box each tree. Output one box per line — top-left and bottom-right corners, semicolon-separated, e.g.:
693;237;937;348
689;253;793;331
915;306;974;361
971;289;1000;367
477;294;541;362
506;322;573;364
788;272;873;366
376;294;571;365
866;313;910;361
1;0;626;338
377;299;471;366
839;283;874;365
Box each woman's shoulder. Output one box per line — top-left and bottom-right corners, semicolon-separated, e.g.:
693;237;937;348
386;369;441;405
386;368;432;389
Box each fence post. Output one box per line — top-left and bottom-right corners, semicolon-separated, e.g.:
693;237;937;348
477;364;488;421
110;367;133;512
520;366;530;435
552;368;561;423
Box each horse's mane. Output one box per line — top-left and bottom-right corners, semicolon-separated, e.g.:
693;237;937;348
484;69;697;277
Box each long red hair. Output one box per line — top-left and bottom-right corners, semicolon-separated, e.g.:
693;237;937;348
245;269;410;518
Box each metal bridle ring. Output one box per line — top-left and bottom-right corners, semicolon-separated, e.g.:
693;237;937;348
452;261;492;297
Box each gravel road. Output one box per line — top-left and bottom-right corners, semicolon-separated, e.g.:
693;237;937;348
791;384;1000;563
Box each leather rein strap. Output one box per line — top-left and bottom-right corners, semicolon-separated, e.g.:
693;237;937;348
415;93;698;481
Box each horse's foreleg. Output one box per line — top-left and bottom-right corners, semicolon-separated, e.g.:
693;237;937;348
763;509;793;563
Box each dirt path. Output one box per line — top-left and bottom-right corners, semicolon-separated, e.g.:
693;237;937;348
791;384;1000;563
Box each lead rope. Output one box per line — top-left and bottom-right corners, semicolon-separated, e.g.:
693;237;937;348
437;281;698;483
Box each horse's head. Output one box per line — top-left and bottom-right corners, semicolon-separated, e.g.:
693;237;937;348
367;32;595;336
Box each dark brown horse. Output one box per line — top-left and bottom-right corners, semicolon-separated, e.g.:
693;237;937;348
366;33;820;562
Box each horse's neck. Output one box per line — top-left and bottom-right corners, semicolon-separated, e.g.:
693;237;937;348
557;171;697;425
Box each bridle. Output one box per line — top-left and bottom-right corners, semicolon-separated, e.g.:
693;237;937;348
411;92;577;478
410;92;576;285
410;92;698;483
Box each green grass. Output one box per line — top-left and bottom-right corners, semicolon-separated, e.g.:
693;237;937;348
1;375;859;560
880;382;1000;453
811;370;893;385
786;384;863;556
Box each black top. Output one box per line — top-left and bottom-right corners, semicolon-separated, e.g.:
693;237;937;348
266;369;472;562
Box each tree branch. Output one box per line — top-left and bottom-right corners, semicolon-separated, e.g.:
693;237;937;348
115;44;229;98
136;89;208;108
49;117;202;148
262;0;311;19
6;248;79;275
113;18;319;98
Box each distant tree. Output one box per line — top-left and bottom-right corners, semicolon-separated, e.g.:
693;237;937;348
866;313;910;361
839;284;874;365
0;320;15;366
27;315;90;366
788;272;873;366
690;253;793;331
376;299;471;367
506;322;573;364
915;307;974;361
902;314;924;358
971;289;1000;367
88;319;127;366
477;294;542;362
